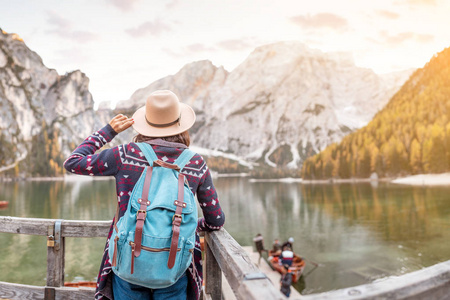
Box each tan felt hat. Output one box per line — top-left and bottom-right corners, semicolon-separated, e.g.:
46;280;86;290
132;90;196;137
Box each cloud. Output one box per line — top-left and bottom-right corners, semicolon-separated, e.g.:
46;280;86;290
376;31;435;46
47;11;71;29
50;47;91;67
162;44;217;58
290;13;348;30
404;0;436;5
415;33;435;43
161;47;181;58
216;39;254;51
109;0;140;12
394;0;437;8
376;10;400;19
185;43;216;53
165;0;181;9
46;11;99;43
125;20;172;37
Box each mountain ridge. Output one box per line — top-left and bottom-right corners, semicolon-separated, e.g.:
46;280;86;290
116;41;412;169
0;33;413;177
0;30;104;177
301;46;450;179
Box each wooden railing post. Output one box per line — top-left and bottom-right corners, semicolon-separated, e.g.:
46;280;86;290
46;220;65;289
205;235;222;300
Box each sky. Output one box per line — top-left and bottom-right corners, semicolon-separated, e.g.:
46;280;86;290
1;0;449;108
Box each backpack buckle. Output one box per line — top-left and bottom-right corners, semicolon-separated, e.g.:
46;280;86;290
172;214;182;222
137;210;147;220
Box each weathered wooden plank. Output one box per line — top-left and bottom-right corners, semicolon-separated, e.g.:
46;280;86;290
201;287;213;300
205;229;285;300
205;240;222;299
47;236;65;287
61;220;111;237
238;280;287;300
298;260;450;300
0;281;95;300
0;281;44;299
0;216;110;237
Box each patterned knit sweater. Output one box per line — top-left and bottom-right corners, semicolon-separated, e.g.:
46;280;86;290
63;124;225;300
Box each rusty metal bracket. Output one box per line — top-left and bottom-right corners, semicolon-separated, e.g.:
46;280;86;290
44;287;55;300
47;219;63;250
243;272;268;281
54;219;63;251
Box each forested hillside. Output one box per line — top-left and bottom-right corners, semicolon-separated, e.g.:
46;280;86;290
302;47;450;179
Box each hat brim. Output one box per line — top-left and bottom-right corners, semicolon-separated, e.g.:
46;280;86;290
132;103;196;137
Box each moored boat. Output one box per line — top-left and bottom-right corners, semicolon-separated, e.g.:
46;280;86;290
268;253;306;282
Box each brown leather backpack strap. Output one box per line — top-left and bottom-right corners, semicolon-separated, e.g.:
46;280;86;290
168;173;185;269
134;166;153;259
153;159;180;170
111;196;121;267
113;199;120;233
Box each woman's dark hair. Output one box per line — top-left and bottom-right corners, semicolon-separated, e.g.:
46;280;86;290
133;131;190;147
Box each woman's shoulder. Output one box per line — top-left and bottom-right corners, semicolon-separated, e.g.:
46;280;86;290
114;142;150;166
185;149;205;162
181;149;210;178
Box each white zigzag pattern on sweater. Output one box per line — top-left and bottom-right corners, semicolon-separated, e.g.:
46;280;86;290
92;131;108;145
118;145;148;167
181;161;208;178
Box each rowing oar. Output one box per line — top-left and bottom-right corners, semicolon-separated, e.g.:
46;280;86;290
302;257;319;267
302;264;319;278
300;257;321;279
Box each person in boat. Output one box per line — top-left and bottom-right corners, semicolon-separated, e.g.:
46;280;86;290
253;233;268;265
282;237;294;251
280;246;294;267
280;264;293;297
64;90;225;300
271;238;282;256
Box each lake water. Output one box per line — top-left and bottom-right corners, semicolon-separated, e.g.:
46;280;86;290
0;177;449;295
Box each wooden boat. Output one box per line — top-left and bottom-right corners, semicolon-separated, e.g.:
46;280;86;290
64;281;96;288
268;253;306;283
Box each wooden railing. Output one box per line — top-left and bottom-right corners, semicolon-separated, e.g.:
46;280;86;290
0;216;286;300
203;229;285;300
0;216;110;300
4;216;447;299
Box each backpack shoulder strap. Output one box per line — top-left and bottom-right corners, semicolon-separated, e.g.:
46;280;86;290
136;142;158;163
174;148;196;170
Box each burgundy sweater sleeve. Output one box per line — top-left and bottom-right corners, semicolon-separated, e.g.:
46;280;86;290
63;124;121;176
196;167;225;231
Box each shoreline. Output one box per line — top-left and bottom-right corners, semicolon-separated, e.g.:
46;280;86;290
2;173;450;186
390;173;450;186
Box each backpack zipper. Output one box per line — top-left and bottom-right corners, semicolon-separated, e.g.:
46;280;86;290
129;241;193;274
129;241;193;253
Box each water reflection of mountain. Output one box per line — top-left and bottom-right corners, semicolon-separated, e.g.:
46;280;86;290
301;183;448;243
1;178;449;293
215;178;450;294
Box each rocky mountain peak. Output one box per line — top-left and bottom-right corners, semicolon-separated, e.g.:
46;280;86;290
0;31;413;176
0;30;98;176
116;42;412;169
191;42;412;168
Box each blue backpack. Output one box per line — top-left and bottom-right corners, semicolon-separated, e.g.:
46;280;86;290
108;143;198;288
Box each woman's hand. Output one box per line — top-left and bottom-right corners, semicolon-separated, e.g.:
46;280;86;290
109;114;134;134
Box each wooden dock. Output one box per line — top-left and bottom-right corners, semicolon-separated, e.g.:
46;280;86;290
241;246;302;298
